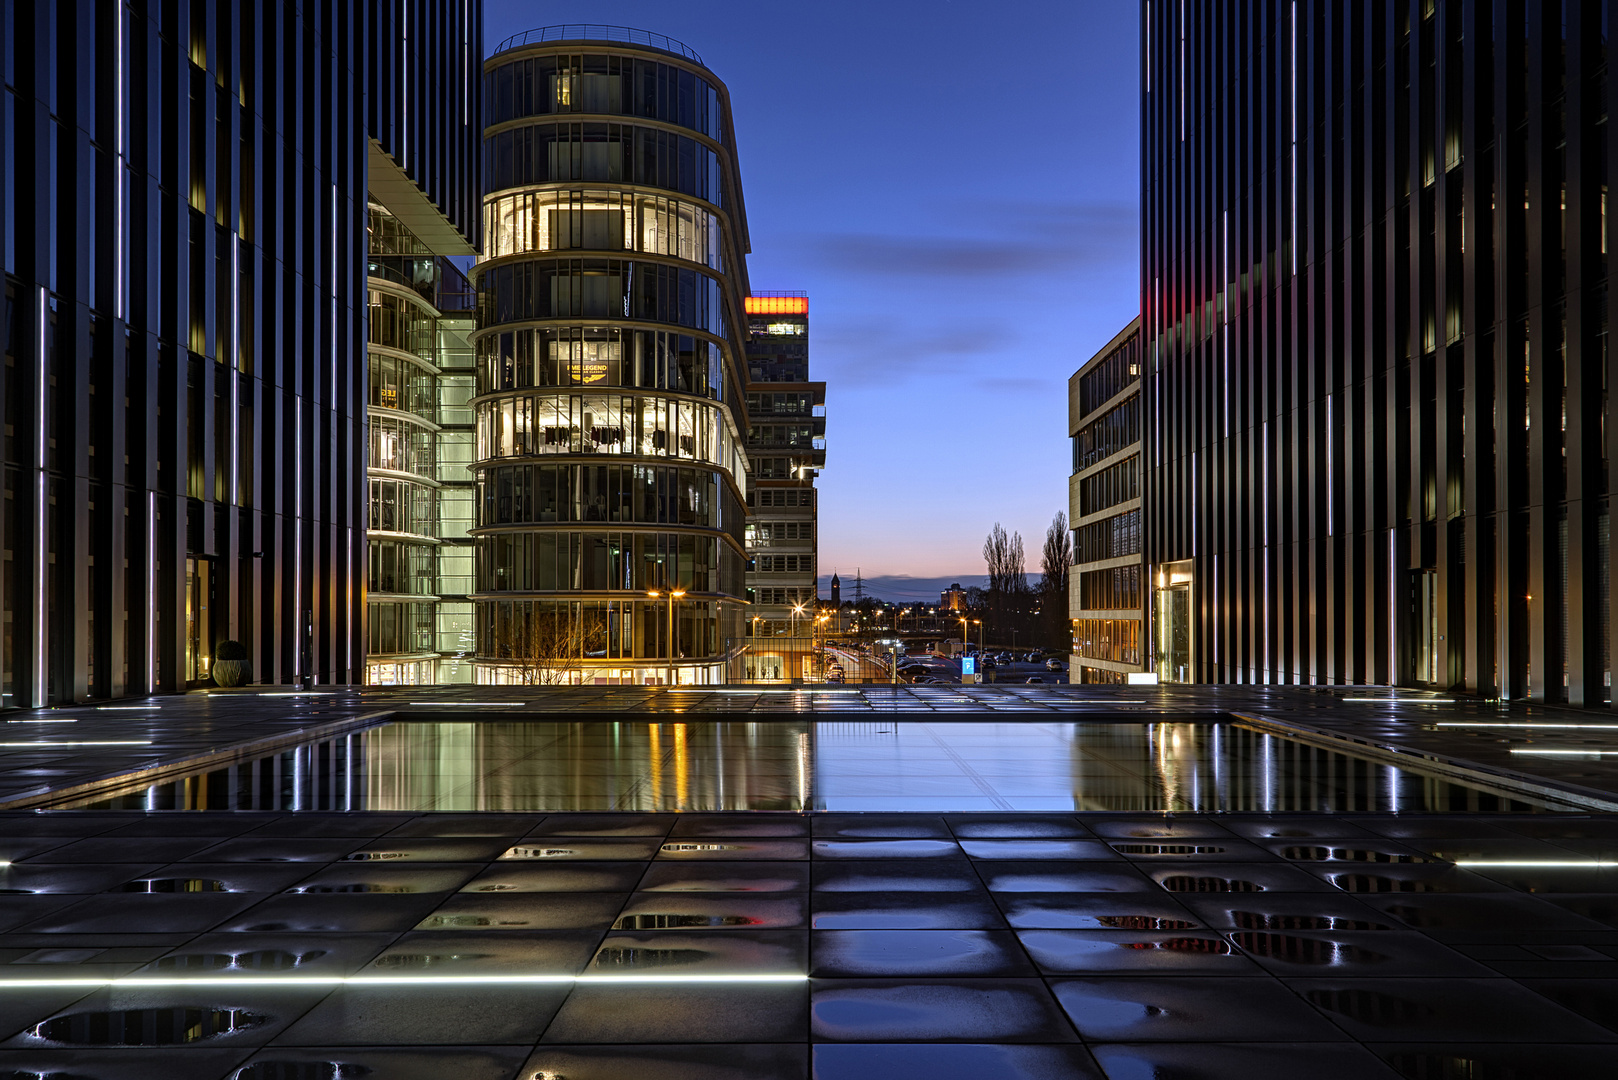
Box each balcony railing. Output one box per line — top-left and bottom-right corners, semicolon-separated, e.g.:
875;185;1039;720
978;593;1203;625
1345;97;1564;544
493;25;703;63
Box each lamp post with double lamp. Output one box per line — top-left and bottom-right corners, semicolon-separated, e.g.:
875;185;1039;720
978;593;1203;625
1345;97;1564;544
791;603;807;682
648;588;686;687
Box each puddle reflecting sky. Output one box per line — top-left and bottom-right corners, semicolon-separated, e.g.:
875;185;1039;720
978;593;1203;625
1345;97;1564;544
62;720;1570;813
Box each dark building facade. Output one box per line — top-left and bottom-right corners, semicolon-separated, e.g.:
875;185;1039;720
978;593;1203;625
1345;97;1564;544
472;26;754;685
0;1;480;705
742;291;826;674
1142;2;1613;702
1070;318;1146;684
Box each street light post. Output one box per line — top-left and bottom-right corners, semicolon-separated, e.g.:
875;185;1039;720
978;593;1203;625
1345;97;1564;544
648;587;686;687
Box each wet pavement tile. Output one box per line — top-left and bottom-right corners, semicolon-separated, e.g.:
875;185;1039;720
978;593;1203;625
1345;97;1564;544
1519;979;1618;1031
365;930;600;974
1463;866;1618;893
1090;819;1236;840
0;1048;254;1079
976;863;1157;894
499;838;662;861
1286;977;1618;1042
1052;975;1351;1041
1308;863;1514;894
383;814;537;837
177;838;367;863
812;862;982;892
0;895;109;933
811;839;964;859
1143;861;1337;893
414;892;625;931
656;838;809;861
1357;891;1613;931
144;932;394;975
332;838;513;863
1227;929;1494;977
1221;817;1381;840
0;863;161;894
458;861;646;893
525;1043;808;1080
541;982;808;1042
813;815;952;838
222;893;446;933
590;930;804;974
231;1045;528;1079
811;1042;1102;1079
1;986;334;1050
1088;1041;1402;1079
270;983;571;1045
614;892;806;930
522;814;672;836
1369;1042;1618;1079
22;837;224;864
993;894;1202;930
811;892;1004;930
810;979;1078;1042
1500;818;1618;841
1358;818;1523;840
1105;838;1270;861
960;840;1117;860
639;861;811;892
949;821;1093;842
243;815;419;838
281;862;481;895
1541;894;1618;927
14;893;260;933
1017;929;1259;975
1175;891;1395;931
810;929;1036;977
669;816;810;838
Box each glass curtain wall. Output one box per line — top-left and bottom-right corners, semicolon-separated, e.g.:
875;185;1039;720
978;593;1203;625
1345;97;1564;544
472;31;752;685
365;205;479;685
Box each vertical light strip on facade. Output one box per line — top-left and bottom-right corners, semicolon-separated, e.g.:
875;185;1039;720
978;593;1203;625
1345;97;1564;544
1178;0;1185;141
1388;528;1397;681
1221;211;1228;436
146;490;156;690
231;238;239;504
1289;0;1298;275
33;289;48;706
114;2;126;322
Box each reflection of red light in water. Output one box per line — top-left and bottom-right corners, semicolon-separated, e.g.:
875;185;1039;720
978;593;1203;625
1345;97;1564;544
1120;938;1233;954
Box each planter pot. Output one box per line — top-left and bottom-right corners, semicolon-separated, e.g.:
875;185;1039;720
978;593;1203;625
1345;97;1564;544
212;659;249;687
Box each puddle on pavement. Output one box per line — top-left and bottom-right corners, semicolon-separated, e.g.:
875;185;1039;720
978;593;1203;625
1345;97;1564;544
46;719;1585;814
27;1007;268;1045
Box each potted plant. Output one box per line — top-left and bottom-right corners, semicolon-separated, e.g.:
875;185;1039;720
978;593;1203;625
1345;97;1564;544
212;640;251;688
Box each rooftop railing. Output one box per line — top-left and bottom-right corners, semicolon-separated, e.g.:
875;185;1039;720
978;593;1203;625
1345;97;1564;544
492;25;703;64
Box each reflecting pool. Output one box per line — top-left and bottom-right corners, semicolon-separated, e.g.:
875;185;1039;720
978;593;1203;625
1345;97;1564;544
57;720;1577;814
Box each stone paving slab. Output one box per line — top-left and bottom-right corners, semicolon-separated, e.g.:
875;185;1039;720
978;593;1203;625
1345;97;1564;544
0;810;1613;1077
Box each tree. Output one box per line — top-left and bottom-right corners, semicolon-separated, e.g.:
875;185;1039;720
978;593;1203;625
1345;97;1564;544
981;523;1030;646
484;601;607;685
1040;511;1073;650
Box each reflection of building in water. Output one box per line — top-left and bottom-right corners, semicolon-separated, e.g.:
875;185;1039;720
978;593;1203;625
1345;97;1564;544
470;28;757;686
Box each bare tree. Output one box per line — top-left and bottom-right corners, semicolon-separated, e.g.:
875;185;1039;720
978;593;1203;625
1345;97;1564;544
982;523;1029;646
1040;511;1073;649
485;603;607;685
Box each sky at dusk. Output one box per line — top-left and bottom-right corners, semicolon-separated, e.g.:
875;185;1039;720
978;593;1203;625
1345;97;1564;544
482;1;1143;603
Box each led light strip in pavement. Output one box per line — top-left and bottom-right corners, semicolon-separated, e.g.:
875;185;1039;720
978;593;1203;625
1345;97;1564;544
0;741;152;748
1438;722;1618;730
1342;697;1456;704
1509;748;1618;755
408;702;526;707
0;973;808;989
1453;860;1613;868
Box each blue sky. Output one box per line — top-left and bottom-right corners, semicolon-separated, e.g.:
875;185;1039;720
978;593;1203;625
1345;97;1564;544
483;1;1142;594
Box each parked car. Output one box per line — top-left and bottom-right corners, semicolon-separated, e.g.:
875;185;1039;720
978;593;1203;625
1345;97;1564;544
1045;658;1064;672
1026;676;1045;684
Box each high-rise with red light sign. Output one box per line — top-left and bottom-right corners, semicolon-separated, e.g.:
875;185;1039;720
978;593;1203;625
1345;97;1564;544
741;292;827;680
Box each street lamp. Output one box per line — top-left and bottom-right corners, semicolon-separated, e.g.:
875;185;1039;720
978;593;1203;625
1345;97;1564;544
648;588;686;686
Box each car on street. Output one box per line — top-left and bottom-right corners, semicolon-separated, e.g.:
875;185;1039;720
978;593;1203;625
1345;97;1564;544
1045;658;1063;671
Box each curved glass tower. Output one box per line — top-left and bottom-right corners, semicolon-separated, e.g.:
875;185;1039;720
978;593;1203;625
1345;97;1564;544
472;26;752;685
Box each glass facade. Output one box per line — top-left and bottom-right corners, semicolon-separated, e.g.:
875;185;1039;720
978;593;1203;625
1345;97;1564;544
364;206;479;685
473;31;752;685
1069;319;1145;684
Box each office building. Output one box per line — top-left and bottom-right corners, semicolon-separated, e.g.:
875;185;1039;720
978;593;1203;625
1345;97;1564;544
742;292;826;680
0;1;478;705
1070;318;1146;683
941;582;966;611
1143;3;1616;702
472;26;754;685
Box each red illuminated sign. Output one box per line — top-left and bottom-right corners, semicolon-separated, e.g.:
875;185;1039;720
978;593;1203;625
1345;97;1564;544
745;296;808;315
